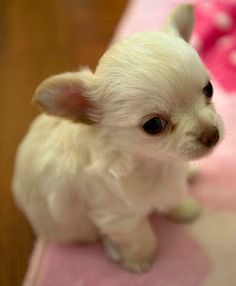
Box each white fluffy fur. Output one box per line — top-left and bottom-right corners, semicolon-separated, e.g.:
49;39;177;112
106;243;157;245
12;4;224;272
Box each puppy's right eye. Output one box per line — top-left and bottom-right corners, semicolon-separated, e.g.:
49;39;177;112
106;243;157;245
142;117;167;135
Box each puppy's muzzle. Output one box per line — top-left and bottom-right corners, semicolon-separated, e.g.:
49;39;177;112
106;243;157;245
197;126;219;148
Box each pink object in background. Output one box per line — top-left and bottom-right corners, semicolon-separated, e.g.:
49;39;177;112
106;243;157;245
194;1;236;92
24;1;236;285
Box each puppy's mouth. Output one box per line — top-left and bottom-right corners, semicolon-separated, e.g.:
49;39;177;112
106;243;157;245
181;143;217;161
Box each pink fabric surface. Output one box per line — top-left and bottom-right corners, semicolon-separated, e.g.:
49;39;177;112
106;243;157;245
30;219;211;286
24;1;236;285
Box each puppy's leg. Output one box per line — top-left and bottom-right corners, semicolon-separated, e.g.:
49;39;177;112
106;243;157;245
31;210;100;243
159;164;201;222
166;164;201;222
92;213;157;273
108;219;157;273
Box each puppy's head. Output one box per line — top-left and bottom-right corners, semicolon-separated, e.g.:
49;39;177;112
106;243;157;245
34;4;224;161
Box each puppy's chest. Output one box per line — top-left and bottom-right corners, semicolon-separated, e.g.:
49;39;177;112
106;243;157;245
121;159;170;208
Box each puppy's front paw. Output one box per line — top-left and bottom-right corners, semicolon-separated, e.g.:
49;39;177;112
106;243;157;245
166;197;202;223
102;234;157;273
102;237;121;262
121;257;155;273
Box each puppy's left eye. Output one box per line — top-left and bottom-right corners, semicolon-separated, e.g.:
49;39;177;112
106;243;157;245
142;117;167;135
202;81;213;98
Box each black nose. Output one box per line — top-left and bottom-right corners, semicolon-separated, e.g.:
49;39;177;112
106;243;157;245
198;127;219;148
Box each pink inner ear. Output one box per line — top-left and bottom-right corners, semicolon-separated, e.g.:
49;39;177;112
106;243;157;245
60;90;90;115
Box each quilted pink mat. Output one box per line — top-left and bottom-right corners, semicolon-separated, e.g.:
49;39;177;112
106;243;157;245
24;1;236;285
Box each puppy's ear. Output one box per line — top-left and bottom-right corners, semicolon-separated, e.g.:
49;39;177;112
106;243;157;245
162;3;194;42
33;69;101;123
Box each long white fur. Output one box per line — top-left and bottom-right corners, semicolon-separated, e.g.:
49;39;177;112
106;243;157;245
12;4;224;272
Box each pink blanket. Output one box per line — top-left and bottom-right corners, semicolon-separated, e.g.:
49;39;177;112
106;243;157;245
24;1;236;285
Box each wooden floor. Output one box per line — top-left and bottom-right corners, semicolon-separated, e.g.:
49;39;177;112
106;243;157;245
0;1;127;284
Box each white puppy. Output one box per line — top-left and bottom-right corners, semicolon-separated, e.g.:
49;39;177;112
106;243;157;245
12;4;224;273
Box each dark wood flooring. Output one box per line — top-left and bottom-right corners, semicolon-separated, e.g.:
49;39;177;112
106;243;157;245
0;1;127;284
